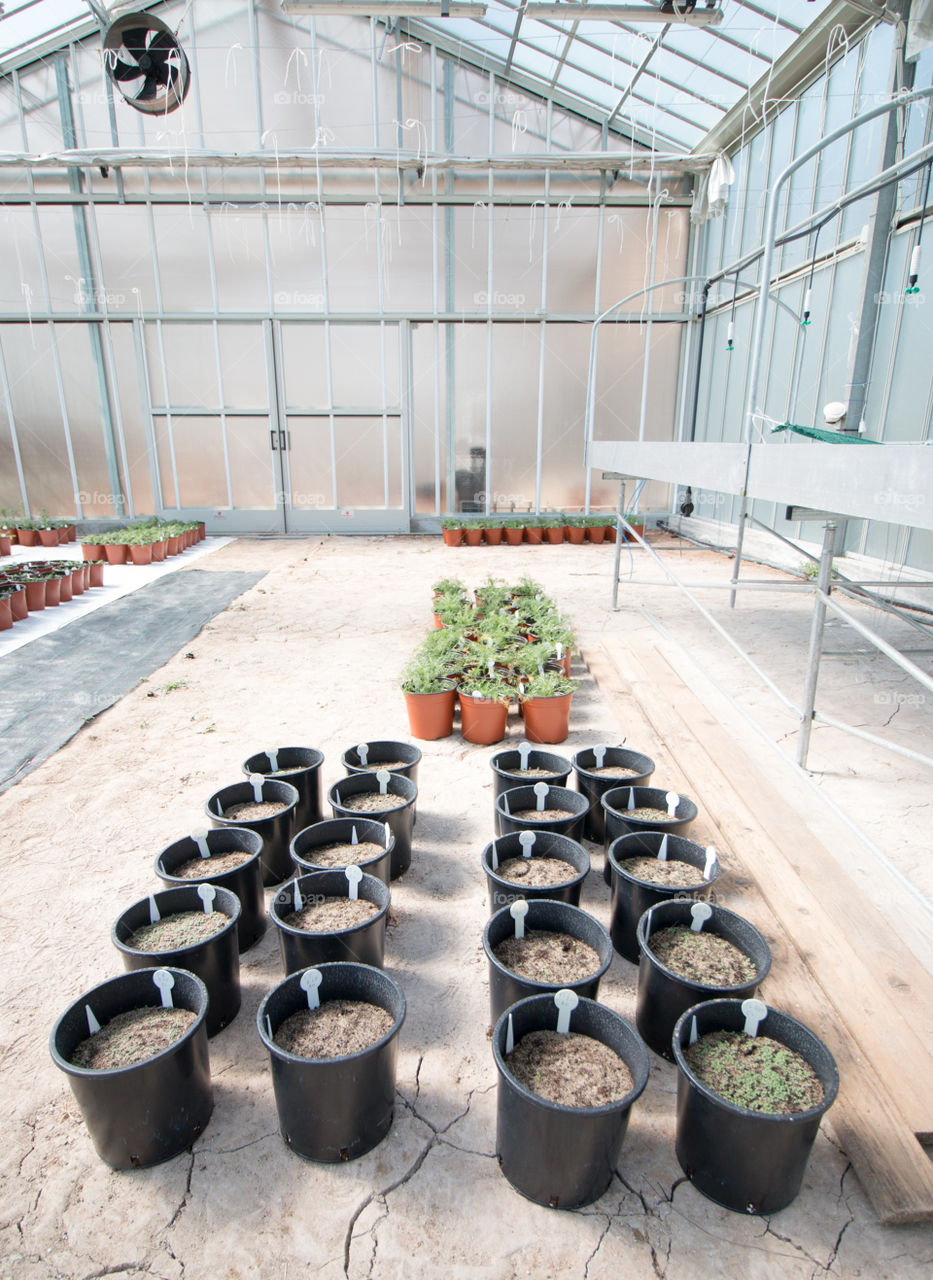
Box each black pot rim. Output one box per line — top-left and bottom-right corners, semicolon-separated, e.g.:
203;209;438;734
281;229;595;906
290;818;395;869
50;967;209;1079
490;748;572;778
112;885;241;957
206;779;300;822
496;784;589;822
492;994;649;1116
328;774;417;806
270;871;389;939
572;746;655;778
242;746;324;777
482;832;588;892
154;826;264;882
341;741;422;769
601;785;698;825
636;902;772;994
671;998;840;1123
256;962;405;1065
483;901;612;990
607;833;717;892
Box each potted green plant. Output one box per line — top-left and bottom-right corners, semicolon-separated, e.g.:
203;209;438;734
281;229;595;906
524;515;545;545
519;671;576;744
543;514;565;545
441;516;464;547
401;653;457;739
36;510;59;548
14;515;37;547
584;512;612;544
502;517;525;546
80;536;106;562
563;514;586;545
462;517;484;547
483;515;505;546
457;675;514;745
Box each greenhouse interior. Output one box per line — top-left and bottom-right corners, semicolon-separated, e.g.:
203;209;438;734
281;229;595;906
1;2;932;1277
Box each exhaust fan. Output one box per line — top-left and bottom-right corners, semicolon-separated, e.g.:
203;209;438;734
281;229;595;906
103;13;190;114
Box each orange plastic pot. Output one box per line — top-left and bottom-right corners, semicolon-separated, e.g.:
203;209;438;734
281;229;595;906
504;527;524;546
544;527;564;545
129;543;153;566
484;526;504;546
44;576;61;607
0;535;10;556
463;528;483;547
442;527;463;546
81;544;104;561
166;535;181;555
104;543;128;565
151;540;167;562
38;529;59;547
89;562;105;587
197;522;206;541
586;525;608;544
565;526;585;544
458;691;510;745
521;692;573;744
624;524;645;543
58;572;73;603
0;596;12;631
524;525;544;545
16;528;37;547
8;586;27;621
71;568;84;596
404;685;456;740
24;580;45;611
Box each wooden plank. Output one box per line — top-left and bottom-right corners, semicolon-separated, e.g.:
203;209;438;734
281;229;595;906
582;640;933;1225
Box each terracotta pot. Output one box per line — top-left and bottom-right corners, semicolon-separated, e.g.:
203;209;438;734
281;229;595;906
564;526;585;544
606;526;618;543
167;535;181;556
484;526;504;546
104;543;127;565
458;690;510;745
89;562;105;587
0;535;10;556
463;528;483;546
404;684;456;740
82;564;91;590
58;572;73;603
7;586;27;621
198;522;206;541
151;540;167;562
16;528;37;547
38;529;59;547
129;543;153;566
586;525;608;544
71;568;84;596
544;527;564;545
442;527;463;547
44;576;61;607
520;691;573;744
81;544;104;562
504;527;524;546
0;596;12;631
24;580;45;611
524;525;544;545
65;524;76;542
624;524;645;542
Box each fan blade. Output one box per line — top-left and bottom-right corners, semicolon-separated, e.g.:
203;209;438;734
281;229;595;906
120;26;153;58
110;57;145;83
134;77;161;103
147;31;178;53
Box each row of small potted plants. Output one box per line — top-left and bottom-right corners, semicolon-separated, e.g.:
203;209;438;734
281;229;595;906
401;576;577;744
80;518;206;565
441;512;644;547
0;509;76;553
0;559;105;630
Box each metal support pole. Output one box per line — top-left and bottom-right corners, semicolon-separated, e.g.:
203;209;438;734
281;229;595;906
611;479;626;611
797;521;837;768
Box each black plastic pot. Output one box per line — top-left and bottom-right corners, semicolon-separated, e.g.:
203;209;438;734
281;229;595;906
572;746;655;842
49;967;212;1170
341;740;421;787
328;773;416;881
495;784;589;843
601;785;699;884
492;993;649;1209
154;827;265;952
257;961;405;1162
481;830;589;914
242;747;324;830
291;817;394;888
672;999;839;1215
635;900;772;1059
205;778;300;886
607;832;719;963
490;747;572;818
483;898;613;1025
270;869;390;973
112;885;242;1037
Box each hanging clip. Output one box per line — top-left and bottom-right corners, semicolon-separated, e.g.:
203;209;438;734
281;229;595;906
906;245;921;295
802;286;813;326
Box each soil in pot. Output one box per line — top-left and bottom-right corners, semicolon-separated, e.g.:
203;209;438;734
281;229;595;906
511;806;573;822
496;856;575;887
274;1000;394;1058
172;849;251;877
284;897;379;932
685;1031;824;1115
340;792;406;812
307;840;384;867
353;759;410;771
127;912;226;951
623;857;707;887
224;799;289;821
649;927;756;986
500;766;560;779
71;1007;196;1070
623;805;675;821
507;1030;634;1107
494;930;601;983
589;765;641;778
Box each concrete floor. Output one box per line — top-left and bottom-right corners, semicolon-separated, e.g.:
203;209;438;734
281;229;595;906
1;535;931;1279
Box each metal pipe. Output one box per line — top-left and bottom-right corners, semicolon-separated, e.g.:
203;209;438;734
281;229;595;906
812;712;933;770
820;591;933;697
796;522;837;768
611;480;625;612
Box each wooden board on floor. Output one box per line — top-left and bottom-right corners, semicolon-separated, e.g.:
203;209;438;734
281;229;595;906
582;639;933;1226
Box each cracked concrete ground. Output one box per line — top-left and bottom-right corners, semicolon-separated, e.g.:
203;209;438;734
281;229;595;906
1;535;931;1279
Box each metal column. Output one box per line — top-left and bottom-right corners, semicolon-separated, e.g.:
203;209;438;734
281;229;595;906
797;521;837;768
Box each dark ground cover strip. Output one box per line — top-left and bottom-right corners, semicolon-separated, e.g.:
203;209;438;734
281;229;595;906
0;569;264;791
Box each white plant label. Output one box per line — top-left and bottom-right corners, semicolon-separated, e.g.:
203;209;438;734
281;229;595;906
665;791;679;818
197;884;216;915
265;1013;274;1042
487;660;495;678
500;791;510;815
510;899;529;940
345;864;363;900
351;825;359;845
704;846;717;880
593;745;606;769
267;748;279;773
300;968;323;1011
505;1011;514;1055
688;1015;699;1047
85;1004;101;1036
554;988;579;1035
690;902;713;933
490;839;499;871
742;998;768;1038
148;894;161;924
518;741;532;770
249;772;265;803
533;782;549;812
293;879;303;913
384;822;391;845
376;768;391;796
556;642;563;662
153;969;175;1009
657;834;669;862
626;787;636;811
357;743;369;766
519;831;536;859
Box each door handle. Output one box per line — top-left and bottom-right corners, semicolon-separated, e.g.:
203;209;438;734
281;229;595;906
270;429;278;452
279;429;288;452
